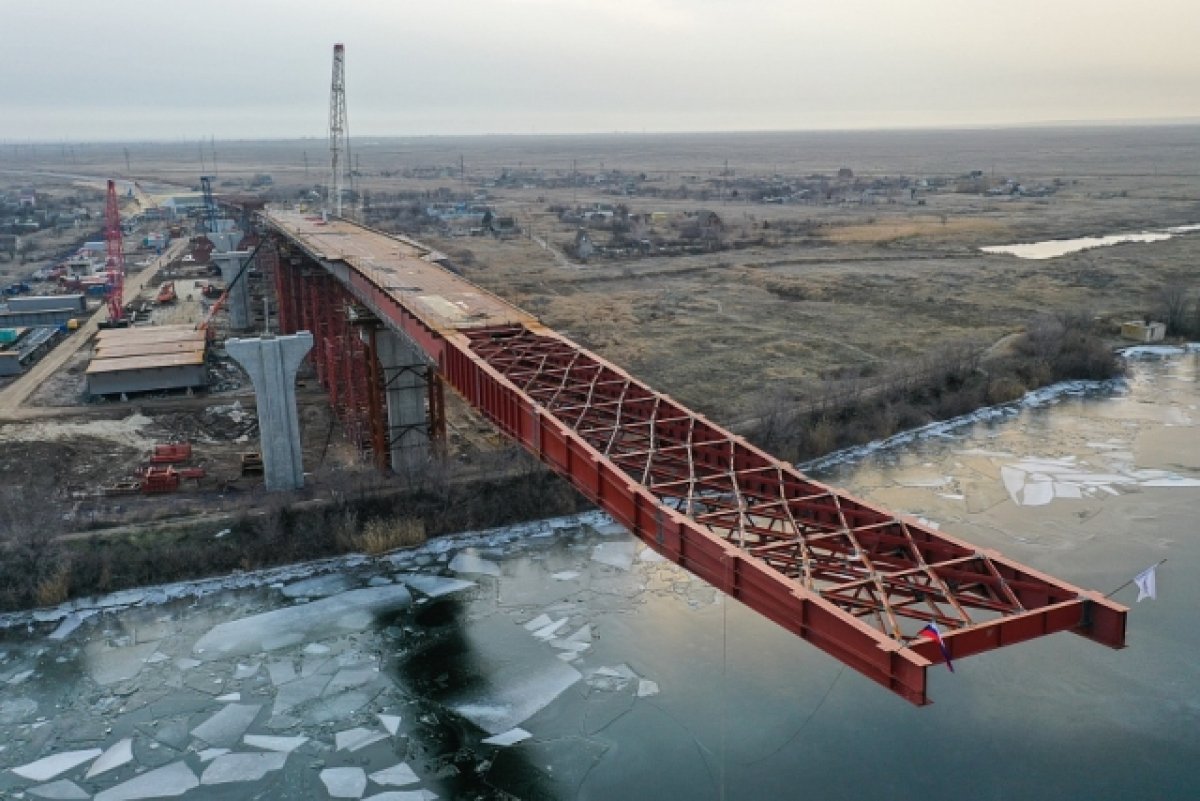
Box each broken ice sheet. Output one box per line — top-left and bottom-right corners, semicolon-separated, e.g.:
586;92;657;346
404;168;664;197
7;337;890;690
86;737;134;778
233;662;261;680
364;792;439;801
637;679;660;698
27;779;89;799
591;541;635;570
586;664;639;692
190;703;262;747
377;713;402;735
531;618;569;640
48;612;91;641
199;751;288;784
448;549;502;576
320;766;368;798
12;748;102;781
191;585;412;658
446;648;582;734
335;726;389;752
551;570;580;581
482;727;532;746
281;573;355;599
93;761;198;801
395;575;476;599
243;734;308;752
369;761;420;786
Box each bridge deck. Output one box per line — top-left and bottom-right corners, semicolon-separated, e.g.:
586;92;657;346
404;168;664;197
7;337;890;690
267;210;535;335
263;210;1127;705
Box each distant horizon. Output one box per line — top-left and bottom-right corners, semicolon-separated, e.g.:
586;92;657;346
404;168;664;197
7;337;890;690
4;115;1200;147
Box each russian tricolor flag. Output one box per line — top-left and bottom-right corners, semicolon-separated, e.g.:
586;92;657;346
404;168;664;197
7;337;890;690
918;622;955;673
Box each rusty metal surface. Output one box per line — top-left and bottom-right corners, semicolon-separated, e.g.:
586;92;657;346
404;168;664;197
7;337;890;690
267;214;1129;705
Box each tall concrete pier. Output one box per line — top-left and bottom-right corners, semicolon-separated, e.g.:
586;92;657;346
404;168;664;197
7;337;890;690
212;250;253;330
226;332;313;491
375;330;431;468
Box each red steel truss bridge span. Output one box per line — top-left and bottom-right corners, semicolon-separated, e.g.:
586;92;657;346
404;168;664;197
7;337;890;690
261;209;1127;706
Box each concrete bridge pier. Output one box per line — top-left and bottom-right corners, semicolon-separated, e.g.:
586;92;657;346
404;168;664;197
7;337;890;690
375;330;433;469
226;332;313;491
212;250;254;330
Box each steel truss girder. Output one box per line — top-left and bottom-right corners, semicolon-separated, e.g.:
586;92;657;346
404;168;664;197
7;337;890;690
446;325;1127;705
263;219;1128;705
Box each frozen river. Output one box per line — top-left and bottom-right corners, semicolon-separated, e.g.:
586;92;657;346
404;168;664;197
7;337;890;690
2;349;1199;800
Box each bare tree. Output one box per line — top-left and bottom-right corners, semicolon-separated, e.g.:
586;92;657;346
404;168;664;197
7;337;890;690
1155;283;1193;336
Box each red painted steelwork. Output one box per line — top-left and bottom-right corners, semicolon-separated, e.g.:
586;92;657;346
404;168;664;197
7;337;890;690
264;219;1128;705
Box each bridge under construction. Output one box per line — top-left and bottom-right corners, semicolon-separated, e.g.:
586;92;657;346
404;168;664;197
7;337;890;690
259;208;1127;706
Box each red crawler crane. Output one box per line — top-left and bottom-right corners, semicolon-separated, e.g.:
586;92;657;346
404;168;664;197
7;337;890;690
104;179;125;322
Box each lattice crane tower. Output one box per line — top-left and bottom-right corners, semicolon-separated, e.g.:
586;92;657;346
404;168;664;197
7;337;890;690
329;43;351;217
103;179;125;322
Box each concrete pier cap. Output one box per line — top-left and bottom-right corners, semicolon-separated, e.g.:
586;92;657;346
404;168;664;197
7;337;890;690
226;332;313;491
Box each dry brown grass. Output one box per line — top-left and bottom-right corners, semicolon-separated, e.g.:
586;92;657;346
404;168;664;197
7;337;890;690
820;216;1007;244
353;516;427;555
35;564;72;607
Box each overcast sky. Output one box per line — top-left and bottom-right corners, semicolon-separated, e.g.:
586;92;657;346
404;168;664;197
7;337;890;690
3;0;1198;141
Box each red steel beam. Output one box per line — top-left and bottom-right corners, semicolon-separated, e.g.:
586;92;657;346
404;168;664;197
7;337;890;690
265;225;1128;706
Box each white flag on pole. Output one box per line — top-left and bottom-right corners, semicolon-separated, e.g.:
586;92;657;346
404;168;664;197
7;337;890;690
1133;564;1158;602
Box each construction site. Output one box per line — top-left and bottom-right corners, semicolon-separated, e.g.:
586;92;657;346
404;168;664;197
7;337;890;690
21;39;1200;708
1;18;1200;797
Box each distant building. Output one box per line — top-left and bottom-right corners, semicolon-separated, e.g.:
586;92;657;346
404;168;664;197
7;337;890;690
1120;320;1166;343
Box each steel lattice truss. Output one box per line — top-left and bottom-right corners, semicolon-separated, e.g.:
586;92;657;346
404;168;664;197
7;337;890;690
261;211;1126;706
460;325;1126;702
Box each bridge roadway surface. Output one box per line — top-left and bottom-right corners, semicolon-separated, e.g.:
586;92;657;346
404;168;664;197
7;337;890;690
263;209;1127;706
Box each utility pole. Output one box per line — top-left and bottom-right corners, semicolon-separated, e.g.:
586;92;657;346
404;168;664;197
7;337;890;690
329;43;350;217
212;135;219;179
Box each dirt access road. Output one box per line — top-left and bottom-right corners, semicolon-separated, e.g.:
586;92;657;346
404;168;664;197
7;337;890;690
0;238;188;416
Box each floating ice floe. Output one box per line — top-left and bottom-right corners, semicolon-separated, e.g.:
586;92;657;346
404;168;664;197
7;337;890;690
551;570;581;581
335;726;389;752
282;573;356;599
27;778;89;799
243;734;308;753
482;728;532;747
637;679;660;698
369;761;420;786
215;692;241;702
364;791;439;801
12;749;102;782
531;618;569;640
399;575;476;598
86;737;133;778
197;748;230;762
190;703;262;748
449;654;582;734
586;664;639;692
234;661;261;680
48;611;93;641
449;549;502;576
377;714;402;735
591;541;635;570
1001;456;1200;506
191;585;412;658
200;752;288;784
320;766;368;798
93;761;198;801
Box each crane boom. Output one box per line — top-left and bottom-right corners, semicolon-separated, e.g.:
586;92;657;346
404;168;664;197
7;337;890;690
104;180;125;322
